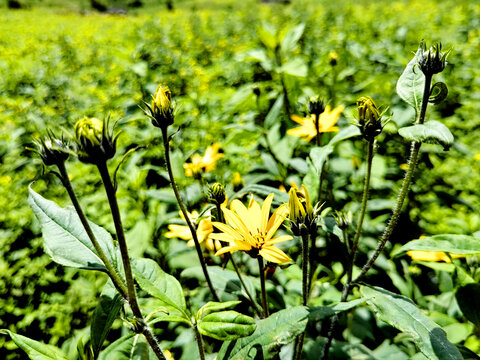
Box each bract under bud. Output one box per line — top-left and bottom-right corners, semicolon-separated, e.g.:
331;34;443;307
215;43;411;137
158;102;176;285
33;132;70;166
418;42;450;76
356;96;383;141
74;116;118;164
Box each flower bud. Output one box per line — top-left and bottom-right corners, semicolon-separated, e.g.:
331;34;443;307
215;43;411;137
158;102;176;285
145;83;174;129
417;42;450;76
288;184;317;236
33;131;70;166
328;51;338;67
208;182;226;205
232;172;244;192
356;96;383;141
74;116;118;164
308;96;325;119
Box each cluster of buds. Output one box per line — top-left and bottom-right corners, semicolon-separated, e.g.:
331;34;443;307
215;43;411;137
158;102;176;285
208;182;226;206
288;184;319;237
356;96;385;142
74;116;118;164
32;131;71;166
417;41;450;77
144;83;174;130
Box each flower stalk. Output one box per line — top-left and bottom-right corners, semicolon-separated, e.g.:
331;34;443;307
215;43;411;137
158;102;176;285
258;256;269;317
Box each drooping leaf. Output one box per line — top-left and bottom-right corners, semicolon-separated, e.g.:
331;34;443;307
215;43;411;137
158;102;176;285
396;43;426;113
361;286;462;360
456;284;480;328
132;258;187;315
197;311;256;341
196;301;242;320
398;120;454;150
0;329;68;360
217;306;309;360
98;334;152;360
28;186;119;271
308;298;366;322
91;280;124;358
393;234;480;257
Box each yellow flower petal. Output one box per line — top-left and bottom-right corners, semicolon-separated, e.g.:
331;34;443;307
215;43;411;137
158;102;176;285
265;203;289;241
261;194;274;234
259;246;292;263
265;235;293;246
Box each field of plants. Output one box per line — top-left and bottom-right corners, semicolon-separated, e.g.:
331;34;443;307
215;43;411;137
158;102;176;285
1;0;480;359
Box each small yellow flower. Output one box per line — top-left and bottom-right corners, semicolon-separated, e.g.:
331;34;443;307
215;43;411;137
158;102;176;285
164;350;175;360
165;210;222;254
183;143;224;178
211;194;292;264
474;154;480;161
287;105;344;142
407;250;465;263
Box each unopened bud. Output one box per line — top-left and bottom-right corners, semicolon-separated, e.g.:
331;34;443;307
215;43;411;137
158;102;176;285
232;172;244;192
74;116;118;164
32;131;70;166
356;96;383;141
308;96;325;118
208;182;226;205
328;51;338;67
417;41;450;76
145;83;174;129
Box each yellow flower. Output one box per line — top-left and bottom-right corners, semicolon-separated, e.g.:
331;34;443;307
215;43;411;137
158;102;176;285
287;105;344;142
183;143;224;178
211;194;292;264
407;250;465;263
165;210;221;254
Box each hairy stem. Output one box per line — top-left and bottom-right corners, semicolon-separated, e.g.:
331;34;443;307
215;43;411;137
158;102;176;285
57;162;128;299
301;234;310;306
258;257;269;317
193;323;206;360
161;128;219;301
96;160;166;360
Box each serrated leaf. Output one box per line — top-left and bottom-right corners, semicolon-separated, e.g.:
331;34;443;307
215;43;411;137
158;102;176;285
91;280;123;358
398;120;454;150
393;234;480;257
361;286;463;360
217;306;308;360
28;186;119;271
0;330;68;360
197;311;256;341
396;44;426;113
196;301;242;320
132;259;187;315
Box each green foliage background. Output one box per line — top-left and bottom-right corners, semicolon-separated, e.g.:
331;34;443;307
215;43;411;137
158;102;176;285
1;0;480;358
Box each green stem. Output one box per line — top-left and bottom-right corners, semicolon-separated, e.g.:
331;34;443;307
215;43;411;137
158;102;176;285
96;160;166;360
301;234;310;306
57;162;128;300
353;75;432;284
350;140;375;267
258;257;269;317
161;128;219;301
193;323;206;360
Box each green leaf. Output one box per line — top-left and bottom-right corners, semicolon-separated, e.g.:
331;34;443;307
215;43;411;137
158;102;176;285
132;258;187;314
98;334;151;360
308;298;366;322
28;186;119;271
232;184;289;205
197;311;256;340
0;329;68;360
456;284;480;328
196;301;242;320
398;121;454;150
361;286;462;360
264;94;284;128
393;234;480;257
278;57;308;77
396;44;425;113
280;23;305;54
91;280;123;358
217;306;309;360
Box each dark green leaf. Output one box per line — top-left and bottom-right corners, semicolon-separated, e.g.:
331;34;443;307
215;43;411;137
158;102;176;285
0;329;68;360
197;311;256;340
396;44;425;113
361;286;462;360
98;334;152;360
91;280;123;358
308;298;366;322
196;301;242;320
398;120;454;150
393;234;480;257
132;259;187;315
28;186;119;271
456;284;480;328
217;306;308;360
